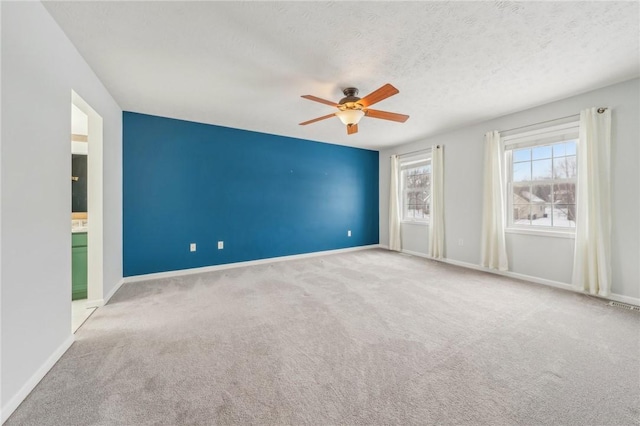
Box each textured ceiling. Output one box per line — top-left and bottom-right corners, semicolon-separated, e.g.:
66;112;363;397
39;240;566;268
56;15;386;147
44;1;639;150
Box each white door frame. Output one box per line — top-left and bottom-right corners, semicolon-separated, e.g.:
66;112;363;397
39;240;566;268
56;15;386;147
72;91;104;307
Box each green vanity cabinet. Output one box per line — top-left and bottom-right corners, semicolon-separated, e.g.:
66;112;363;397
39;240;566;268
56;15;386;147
72;232;88;300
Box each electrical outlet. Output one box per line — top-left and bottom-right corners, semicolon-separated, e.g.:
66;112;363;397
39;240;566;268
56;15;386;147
458;239;464;246
218;241;224;250
190;243;196;252
347;230;351;237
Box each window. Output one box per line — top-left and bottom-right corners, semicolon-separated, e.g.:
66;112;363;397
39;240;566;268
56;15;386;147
400;154;431;223
504;122;578;232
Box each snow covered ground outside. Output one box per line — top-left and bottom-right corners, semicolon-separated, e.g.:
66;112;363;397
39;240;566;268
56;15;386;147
514;206;575;228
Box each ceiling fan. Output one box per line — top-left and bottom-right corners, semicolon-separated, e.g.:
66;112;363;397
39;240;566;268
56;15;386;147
299;83;409;135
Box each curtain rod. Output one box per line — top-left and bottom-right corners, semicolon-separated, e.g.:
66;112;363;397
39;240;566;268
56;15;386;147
500;107;608;134
392;145;441;158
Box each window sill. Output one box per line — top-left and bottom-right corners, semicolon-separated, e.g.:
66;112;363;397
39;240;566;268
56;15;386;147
505;227;575;239
401;221;429;227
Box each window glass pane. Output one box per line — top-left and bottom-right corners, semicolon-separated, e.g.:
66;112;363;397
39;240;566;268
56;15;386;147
512;183;530;204
565;140;577;155
513;148;531;162
401;161;431;221
553;203;576;227
532;145;552;160
554;182;576;228
532;159;552;180
405;189;429;219
553;182;576;205
513;162;531;182
553;142;566;157
513;205;530;225
531;184;552;203
405;167;429;188
530;204;552;226
553;156;576;179
552;140;577;159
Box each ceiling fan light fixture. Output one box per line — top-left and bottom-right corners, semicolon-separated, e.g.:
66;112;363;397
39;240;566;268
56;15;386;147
336;109;365;125
299;83;409;133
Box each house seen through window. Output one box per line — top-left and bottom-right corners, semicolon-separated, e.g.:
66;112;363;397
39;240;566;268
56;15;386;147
505;122;578;231
400;155;431;222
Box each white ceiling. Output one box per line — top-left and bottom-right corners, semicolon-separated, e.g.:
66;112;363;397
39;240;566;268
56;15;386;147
44;1;639;150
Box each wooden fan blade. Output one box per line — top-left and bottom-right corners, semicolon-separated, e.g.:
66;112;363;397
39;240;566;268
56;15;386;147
301;95;338;107
358;84;399;108
299;113;336;126
364;109;409;123
347;123;358;135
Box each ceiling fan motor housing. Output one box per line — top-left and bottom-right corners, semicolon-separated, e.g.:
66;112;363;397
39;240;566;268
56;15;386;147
339;87;362;110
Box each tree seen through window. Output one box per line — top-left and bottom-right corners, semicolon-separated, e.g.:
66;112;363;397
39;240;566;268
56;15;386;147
401;162;431;221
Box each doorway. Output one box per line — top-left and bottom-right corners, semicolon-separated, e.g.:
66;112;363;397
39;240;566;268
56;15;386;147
71;91;104;332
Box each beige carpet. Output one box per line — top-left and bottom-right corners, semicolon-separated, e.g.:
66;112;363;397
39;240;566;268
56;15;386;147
6;248;640;425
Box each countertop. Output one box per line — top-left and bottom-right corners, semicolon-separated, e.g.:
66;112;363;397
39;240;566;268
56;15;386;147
72;219;88;233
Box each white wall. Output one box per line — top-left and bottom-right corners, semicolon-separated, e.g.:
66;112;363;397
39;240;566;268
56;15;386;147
71;104;88;136
1;2;122;420
380;78;639;301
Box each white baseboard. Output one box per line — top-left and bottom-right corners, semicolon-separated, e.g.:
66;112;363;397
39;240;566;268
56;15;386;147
103;278;125;305
84;298;104;309
392;248;640;307
123;245;381;284
438;256;574;292
1;334;75;423
400;249;432;259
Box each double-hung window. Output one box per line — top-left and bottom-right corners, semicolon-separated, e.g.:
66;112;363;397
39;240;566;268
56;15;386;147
503;122;579;233
399;153;431;223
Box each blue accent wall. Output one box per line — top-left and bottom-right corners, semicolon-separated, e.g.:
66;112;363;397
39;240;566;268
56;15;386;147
123;112;379;276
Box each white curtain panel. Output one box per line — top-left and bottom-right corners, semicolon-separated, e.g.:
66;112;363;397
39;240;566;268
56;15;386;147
572;108;612;296
480;131;509;271
389;155;402;251
429;145;444;259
